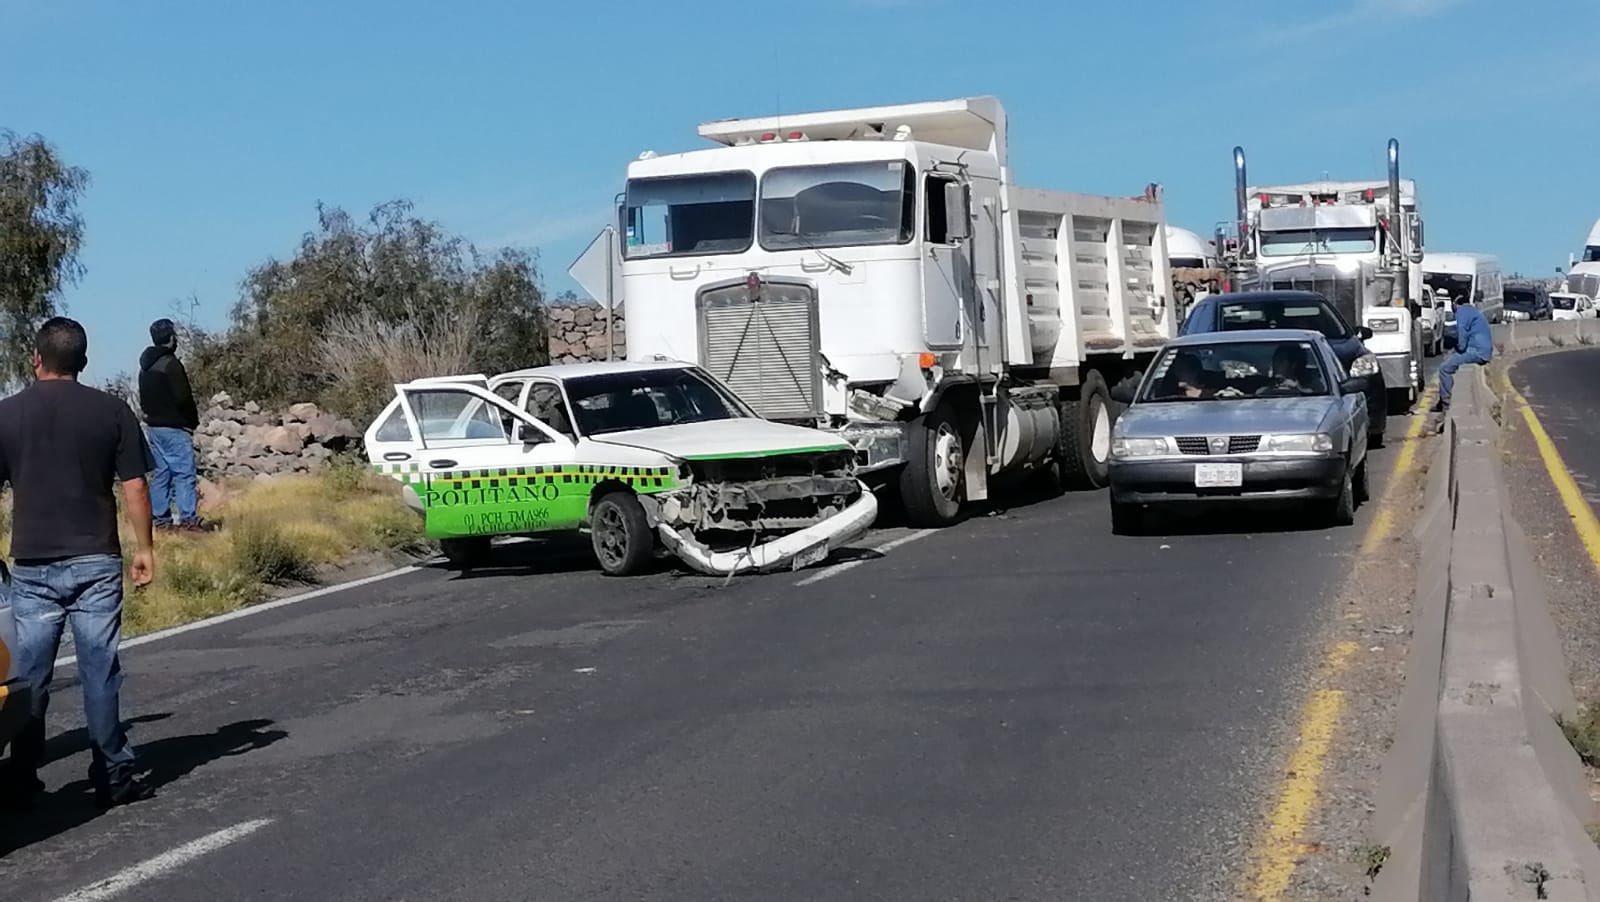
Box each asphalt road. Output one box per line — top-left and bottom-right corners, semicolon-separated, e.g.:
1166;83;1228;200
1511;349;1600;510
0;399;1431;901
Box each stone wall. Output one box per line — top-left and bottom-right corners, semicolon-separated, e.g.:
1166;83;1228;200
196;393;360;481
547;302;624;364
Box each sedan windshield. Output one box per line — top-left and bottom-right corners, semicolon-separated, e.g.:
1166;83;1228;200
1218;300;1350;340
564;368;749;436
1504;288;1539;309
1552;294;1580;310
1140;340;1332;402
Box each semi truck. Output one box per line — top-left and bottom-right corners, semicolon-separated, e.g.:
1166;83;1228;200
612;96;1177;527
1214;140;1428;414
1167;225;1226;324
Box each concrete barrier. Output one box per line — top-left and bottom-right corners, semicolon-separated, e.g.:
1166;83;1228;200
1490;318;1600;357
1372;367;1600;900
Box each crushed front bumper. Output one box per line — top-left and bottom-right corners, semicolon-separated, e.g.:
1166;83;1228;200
656;481;879;576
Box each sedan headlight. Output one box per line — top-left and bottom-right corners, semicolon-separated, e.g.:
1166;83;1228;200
1111;436;1172;458
1349;353;1380;377
1263;433;1335;453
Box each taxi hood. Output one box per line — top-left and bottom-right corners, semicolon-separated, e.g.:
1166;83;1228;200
590;418;851;461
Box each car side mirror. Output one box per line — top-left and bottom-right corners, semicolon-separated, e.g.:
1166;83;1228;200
1358;326;1374;341
1109;381;1139;405
1340;376;1369;396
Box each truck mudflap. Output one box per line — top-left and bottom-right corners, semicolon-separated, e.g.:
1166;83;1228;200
655;482;879;576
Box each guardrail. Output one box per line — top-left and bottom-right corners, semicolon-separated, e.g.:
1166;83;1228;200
1372;322;1600;899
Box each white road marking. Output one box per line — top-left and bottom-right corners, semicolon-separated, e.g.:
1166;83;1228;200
794;529;938;586
52;818;274;902
52;563;431;670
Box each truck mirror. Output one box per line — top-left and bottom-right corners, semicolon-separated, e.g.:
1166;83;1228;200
1408;217;1425;262
944;181;972;243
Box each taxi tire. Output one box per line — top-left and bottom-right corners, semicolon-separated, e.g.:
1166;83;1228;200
441;537;491;570
591;491;653;577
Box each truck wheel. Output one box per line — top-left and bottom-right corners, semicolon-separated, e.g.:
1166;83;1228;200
590;491;654;576
1057;370;1113;490
441;536;491;570
899;400;966;527
1386;387;1413;417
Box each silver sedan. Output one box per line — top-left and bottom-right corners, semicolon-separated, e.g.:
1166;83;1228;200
1105;328;1372;535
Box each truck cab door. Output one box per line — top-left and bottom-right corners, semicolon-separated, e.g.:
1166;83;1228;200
921;172;967;351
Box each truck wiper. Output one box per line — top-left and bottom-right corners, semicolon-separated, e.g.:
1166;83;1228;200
774;229;853;276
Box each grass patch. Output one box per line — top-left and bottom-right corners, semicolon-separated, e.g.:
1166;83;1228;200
1558;706;1600;767
0;456;428;637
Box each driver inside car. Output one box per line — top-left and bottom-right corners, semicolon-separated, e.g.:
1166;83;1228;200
1258;344;1309;396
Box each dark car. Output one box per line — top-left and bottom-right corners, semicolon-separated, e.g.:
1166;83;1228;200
1503;283;1553;322
1181;290;1388;447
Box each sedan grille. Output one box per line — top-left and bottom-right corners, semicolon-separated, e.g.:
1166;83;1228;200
1175;435;1261;455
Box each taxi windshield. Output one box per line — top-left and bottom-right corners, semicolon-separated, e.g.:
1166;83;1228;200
564;368;749;436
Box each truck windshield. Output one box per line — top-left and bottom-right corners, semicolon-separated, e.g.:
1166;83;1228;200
1584;246;1600;263
759;161;914;252
1552;295;1579;310
623;172;755;259
1259;228;1377;257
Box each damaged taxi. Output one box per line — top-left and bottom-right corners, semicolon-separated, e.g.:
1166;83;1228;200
364;360;878;576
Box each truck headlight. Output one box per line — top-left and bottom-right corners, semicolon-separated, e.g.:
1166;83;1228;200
1349;353;1380;377
1111;437;1171;458
1367;317;1400;333
1263;433;1335;453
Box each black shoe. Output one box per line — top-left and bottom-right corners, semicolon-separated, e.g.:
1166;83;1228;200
94;775;154;810
1430;400;1449;413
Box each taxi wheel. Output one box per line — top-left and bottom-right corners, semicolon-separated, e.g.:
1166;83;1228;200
441;537;491;570
591;491;653;577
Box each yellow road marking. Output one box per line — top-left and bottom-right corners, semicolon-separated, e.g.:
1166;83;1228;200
1510;387;1600;572
1359;386;1437;555
1244;641;1359;899
1245;384;1440;898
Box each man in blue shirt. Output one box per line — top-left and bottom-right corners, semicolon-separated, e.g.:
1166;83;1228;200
1434;294;1493;412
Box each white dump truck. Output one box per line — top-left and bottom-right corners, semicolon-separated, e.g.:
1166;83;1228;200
611;96;1176;526
1216;140;1428;413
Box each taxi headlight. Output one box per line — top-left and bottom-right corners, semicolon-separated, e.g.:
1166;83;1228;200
1263;433;1335;453
1349;353;1380;377
1112;437;1171;458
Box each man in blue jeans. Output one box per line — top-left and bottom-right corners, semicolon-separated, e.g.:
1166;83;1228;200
0;317;157;811
1433;293;1494;412
138;318;202;529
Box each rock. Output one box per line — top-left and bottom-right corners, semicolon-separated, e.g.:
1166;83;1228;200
244;413;275;428
220;420;244;439
202;417;229;436
551;306;576;324
287;402;321;423
584;334;608;353
308;414;356;445
262;425;304;455
226;463;256;480
301;444;333;464
210;391;233;407
574;307;595;326
197;478;227;513
244;400;261;415
208;435;234;453
285;422;313;443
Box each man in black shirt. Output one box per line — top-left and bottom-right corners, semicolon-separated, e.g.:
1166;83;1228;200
138;318;201;529
0;317;157;811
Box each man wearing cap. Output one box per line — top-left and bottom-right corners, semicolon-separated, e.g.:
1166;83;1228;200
138;318;202;529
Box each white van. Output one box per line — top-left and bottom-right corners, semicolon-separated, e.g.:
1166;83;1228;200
1422;252;1504;350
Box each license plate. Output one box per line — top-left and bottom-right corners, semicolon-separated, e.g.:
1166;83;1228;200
790;540;830;571
1194;462;1243;488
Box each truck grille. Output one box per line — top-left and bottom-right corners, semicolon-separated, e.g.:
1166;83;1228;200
696;276;822;421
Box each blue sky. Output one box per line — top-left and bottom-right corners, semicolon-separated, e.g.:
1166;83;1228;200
2;0;1597;382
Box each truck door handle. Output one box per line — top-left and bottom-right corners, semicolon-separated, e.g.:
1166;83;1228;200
429;459;458;469
669;264;701;279
382;452;411;462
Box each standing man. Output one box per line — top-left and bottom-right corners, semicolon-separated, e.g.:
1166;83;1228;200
1433;291;1493;412
0;317;156;811
138;317;201;530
